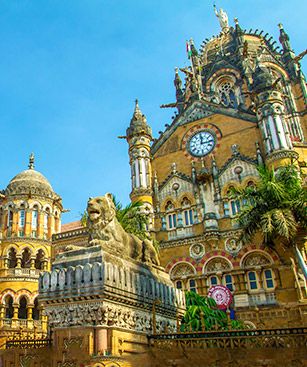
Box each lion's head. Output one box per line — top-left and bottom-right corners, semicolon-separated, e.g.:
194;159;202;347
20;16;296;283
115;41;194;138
87;193;116;228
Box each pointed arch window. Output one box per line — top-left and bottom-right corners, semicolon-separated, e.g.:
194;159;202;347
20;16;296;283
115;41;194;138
216;79;239;108
32;298;40;320
35;249;45;270
21;248;31;269
5;295;14;319
8;248;17;268
165;201;177;230
18;296;27;319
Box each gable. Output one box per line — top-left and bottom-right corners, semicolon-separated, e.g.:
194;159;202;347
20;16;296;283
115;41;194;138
151;100;256;156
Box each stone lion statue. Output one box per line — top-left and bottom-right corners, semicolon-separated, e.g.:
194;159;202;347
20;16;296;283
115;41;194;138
87;193;160;266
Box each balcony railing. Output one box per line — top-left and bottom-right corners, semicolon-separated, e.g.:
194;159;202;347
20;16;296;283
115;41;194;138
6;338;51;349
148;327;307;350
168;227;194;240
4;268;42;278
249;292;277;306
2;318;42;329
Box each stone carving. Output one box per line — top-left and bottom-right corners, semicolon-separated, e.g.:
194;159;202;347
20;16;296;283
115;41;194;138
214;5;229;30
189;243;205;260
225;238;242;255
87;193;159;265
244;253;271;267
206;258;231;273
45;302;176;334
170;263;195;280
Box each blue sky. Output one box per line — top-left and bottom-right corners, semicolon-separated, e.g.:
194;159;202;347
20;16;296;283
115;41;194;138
0;0;306;223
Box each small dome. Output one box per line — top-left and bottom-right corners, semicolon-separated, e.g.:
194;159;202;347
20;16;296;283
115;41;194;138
5;154;55;198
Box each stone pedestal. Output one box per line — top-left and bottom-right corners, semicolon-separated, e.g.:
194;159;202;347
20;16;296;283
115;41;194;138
39;245;185;357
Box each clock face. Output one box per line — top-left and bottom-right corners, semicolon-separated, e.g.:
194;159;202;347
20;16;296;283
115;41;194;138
188;131;216;157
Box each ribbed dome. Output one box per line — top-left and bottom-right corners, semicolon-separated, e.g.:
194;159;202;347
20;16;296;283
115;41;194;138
7;169;53;192
5;154;55;198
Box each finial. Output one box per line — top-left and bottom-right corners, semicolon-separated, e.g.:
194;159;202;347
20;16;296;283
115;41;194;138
132;98;145;121
28;153;35;170
234;18;239;25
278;23;283;30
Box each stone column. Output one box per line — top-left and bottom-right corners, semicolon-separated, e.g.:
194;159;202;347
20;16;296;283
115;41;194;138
37;211;44;239
16;256;22;269
30;258;36;270
12;210;19;236
48;214;54;239
27;306;33;320
95;328;108;355
0;306;4;327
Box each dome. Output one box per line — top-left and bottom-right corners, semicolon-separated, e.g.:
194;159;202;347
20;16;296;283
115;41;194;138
5;154;55;198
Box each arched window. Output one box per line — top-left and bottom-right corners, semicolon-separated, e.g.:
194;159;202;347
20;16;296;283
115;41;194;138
209;276;218;286
7;208;13;236
21;248;31;268
264;269;274;289
165;201;177;230
5;295;14;319
224;274;234;291
8;248;17;268
216;79;239;108
181;197;194;227
32;206;38;238
32;298;40;320
175;280;182;290
43;209;50;239
189;279;197;293
223;201;230;217
54;211;60;233
35;249;45;270
248;271;258;290
18;296;27;319
18;205;25;237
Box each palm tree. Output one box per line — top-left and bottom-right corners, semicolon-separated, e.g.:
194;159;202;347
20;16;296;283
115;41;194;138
112;195;149;240
232;165;307;247
181;291;245;331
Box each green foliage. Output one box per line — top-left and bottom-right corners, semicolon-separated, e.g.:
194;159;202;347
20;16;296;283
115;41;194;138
231;165;307;247
180;291;246;332
80;210;88;227
112;195;150;240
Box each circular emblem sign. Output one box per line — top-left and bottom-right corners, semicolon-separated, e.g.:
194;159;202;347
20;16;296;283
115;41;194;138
208;285;233;309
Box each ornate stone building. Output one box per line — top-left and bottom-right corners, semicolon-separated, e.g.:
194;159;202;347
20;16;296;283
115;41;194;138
124;9;307;327
0;154;63;344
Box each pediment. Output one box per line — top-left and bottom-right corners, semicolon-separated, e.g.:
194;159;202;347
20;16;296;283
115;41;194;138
218;156;258;189
158;173;193;204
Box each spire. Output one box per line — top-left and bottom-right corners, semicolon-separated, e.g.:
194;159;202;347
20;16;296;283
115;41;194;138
28;153;35;170
278;23;292;52
126;99;152;139
131;99;147;124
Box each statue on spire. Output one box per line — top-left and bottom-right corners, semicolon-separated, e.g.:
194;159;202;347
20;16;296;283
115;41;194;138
213;4;229;31
28;152;35;170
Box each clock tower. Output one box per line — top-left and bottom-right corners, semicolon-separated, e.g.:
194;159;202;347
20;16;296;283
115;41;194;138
124;7;307;328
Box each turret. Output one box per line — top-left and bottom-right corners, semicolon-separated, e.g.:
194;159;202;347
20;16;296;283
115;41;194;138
252;60;297;165
126;100;153;206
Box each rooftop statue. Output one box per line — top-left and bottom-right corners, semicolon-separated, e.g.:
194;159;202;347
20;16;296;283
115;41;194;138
214;4;229;31
87;193;160;266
